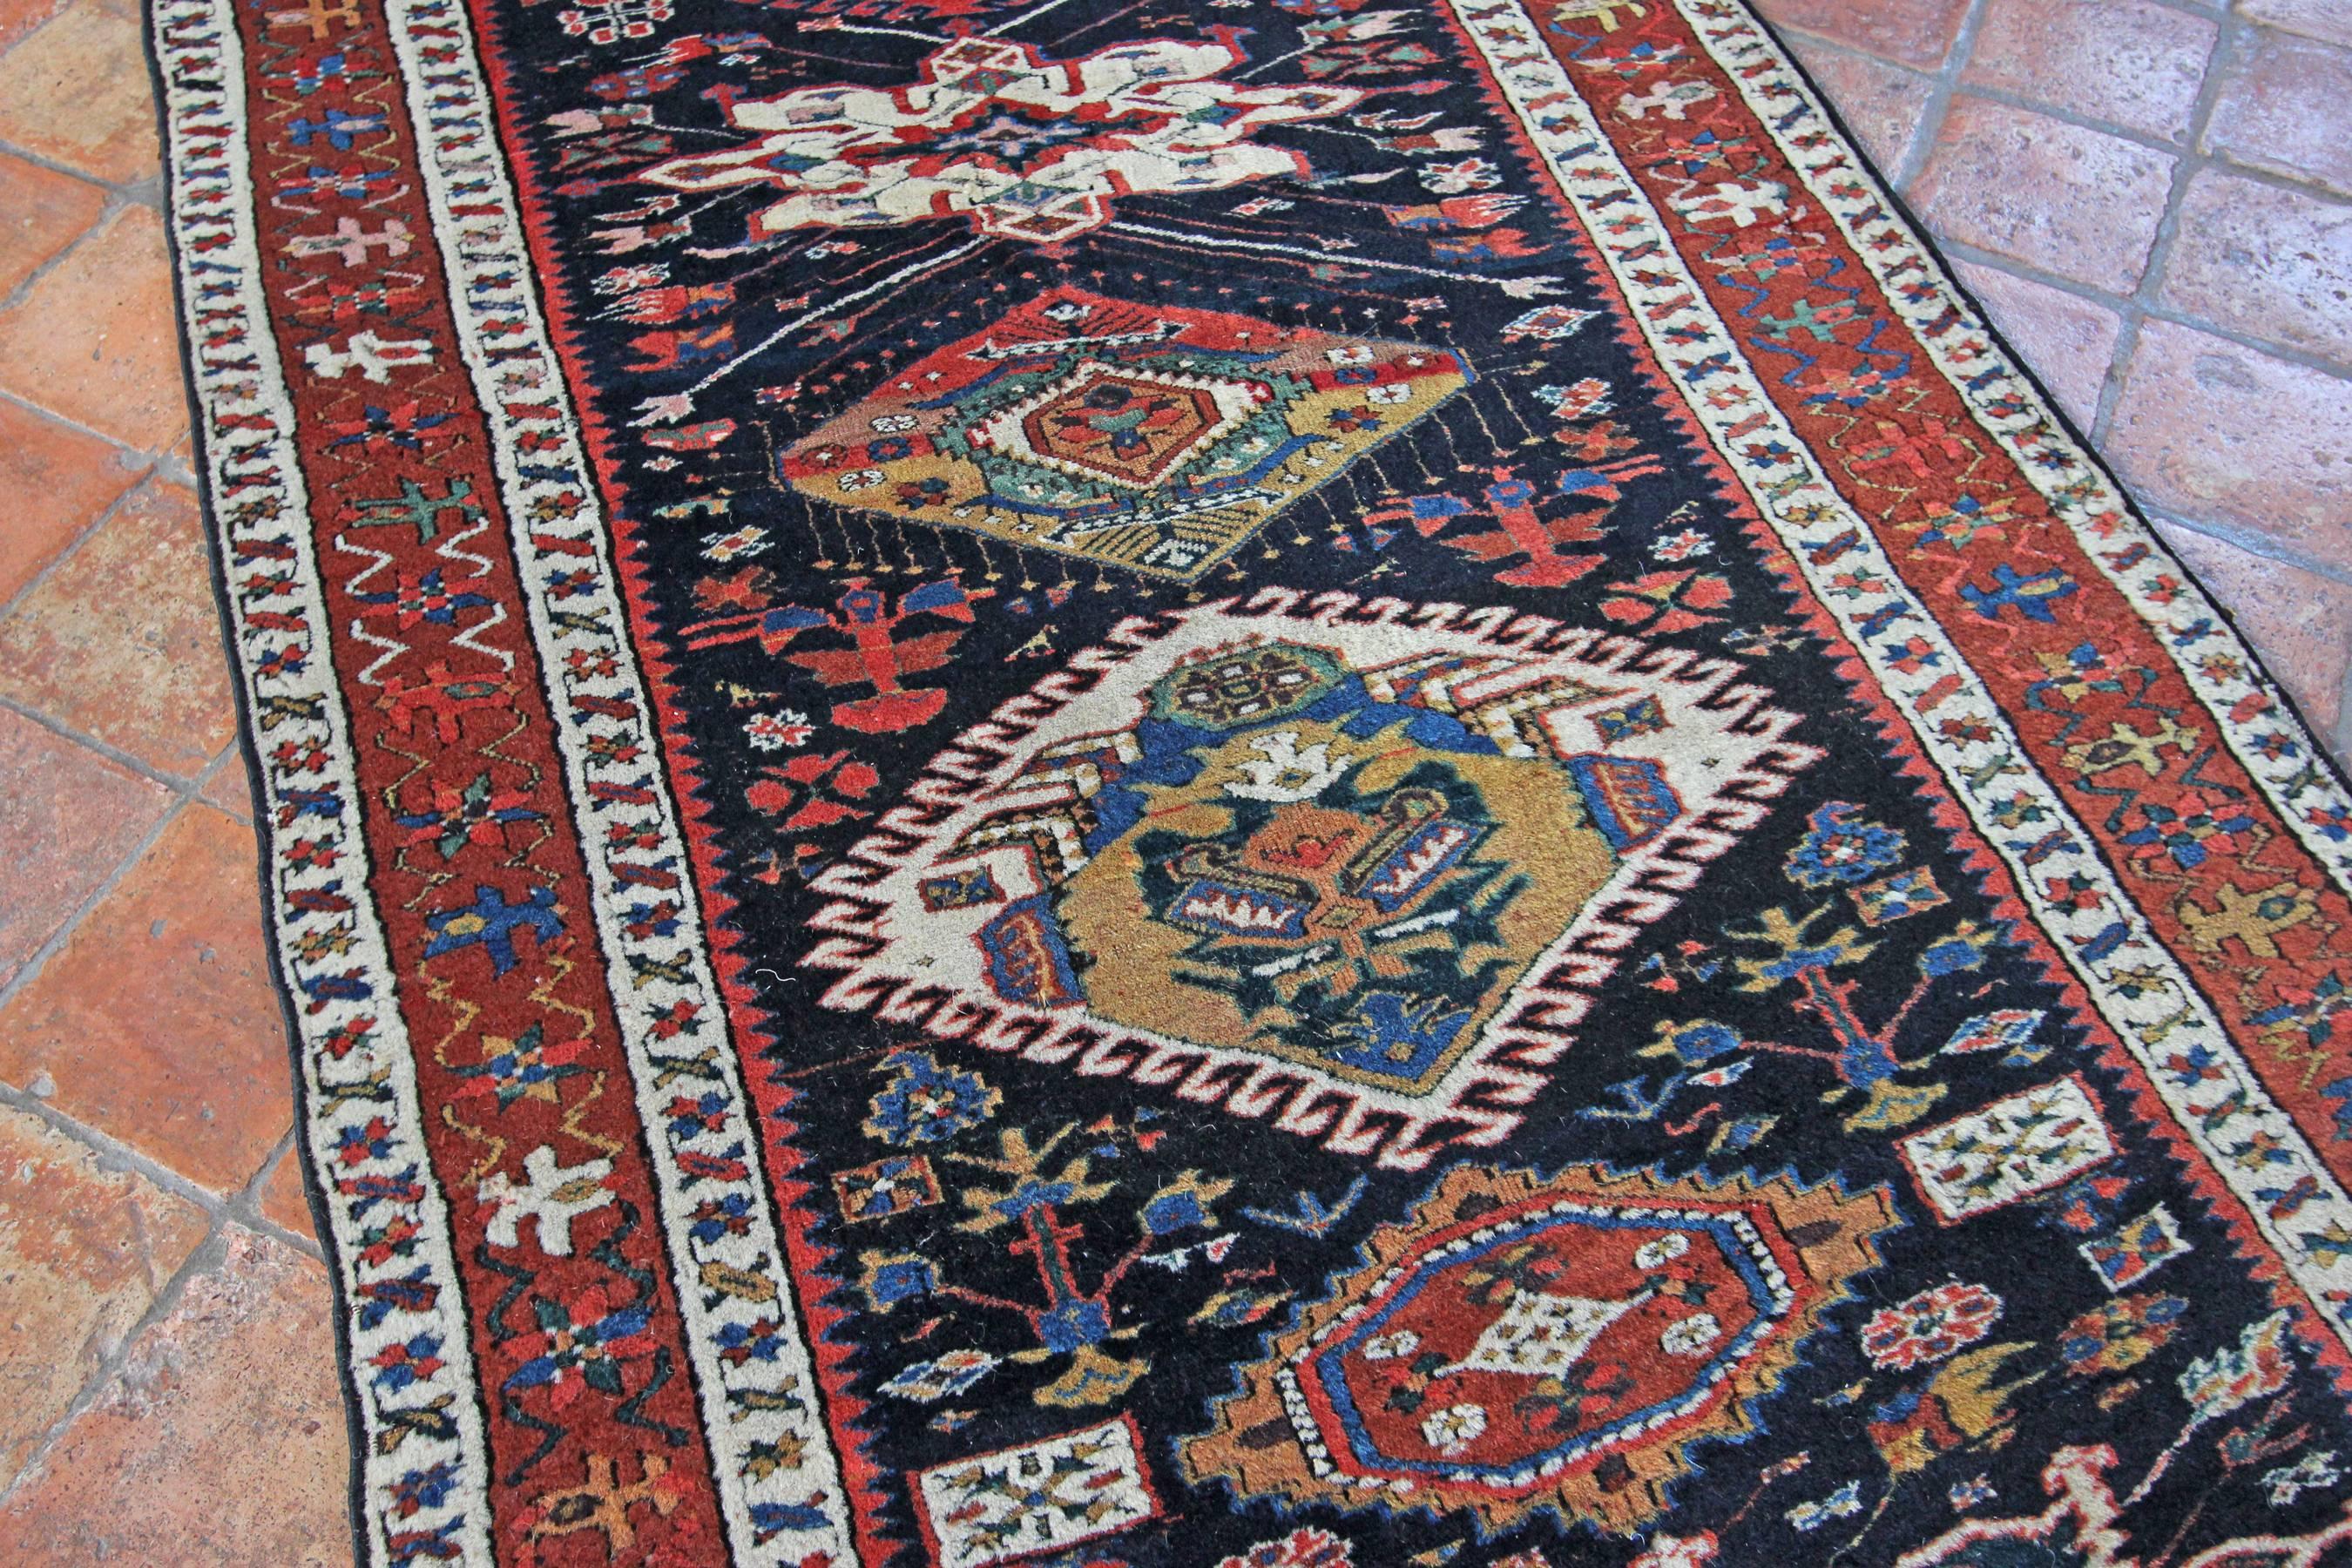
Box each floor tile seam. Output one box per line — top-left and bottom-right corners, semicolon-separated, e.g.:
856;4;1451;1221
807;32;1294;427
0;135;159;206
2138;502;2352;588
0;787;195;1020
0;385;181;466
0;465;154;625
1889;0;1994;189
0;187;134;315
0;1104;316;1510
0;1215;233;1511
1919;231;2352;404
0;691;214;796
2093;10;2245;436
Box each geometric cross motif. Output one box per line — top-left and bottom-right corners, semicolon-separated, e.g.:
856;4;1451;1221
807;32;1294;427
911;1415;1160;1568
805;593;1817;1166
779;286;1470;580
1897;1074;2117;1222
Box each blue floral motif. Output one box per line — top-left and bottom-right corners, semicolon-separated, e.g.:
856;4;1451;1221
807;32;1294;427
862;1050;1000;1146
1785;801;1907;888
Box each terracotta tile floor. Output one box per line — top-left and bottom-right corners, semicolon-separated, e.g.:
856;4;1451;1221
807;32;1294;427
0;0;2345;1557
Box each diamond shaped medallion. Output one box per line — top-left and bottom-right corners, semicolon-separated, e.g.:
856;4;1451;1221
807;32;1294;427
779;286;1470;579
804;594;1817;1166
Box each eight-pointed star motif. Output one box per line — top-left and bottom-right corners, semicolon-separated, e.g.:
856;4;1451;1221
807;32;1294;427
639;34;1363;245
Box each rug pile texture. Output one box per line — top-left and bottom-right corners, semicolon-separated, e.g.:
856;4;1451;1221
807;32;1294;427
152;0;2352;1559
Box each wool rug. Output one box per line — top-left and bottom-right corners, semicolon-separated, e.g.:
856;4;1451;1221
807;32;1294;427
150;0;2352;1560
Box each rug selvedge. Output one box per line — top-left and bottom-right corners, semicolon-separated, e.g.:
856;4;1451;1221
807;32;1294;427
152;0;2352;1561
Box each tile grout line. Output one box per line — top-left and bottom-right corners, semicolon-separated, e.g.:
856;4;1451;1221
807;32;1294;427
1781;24;2352;208
0;1079;236;1225
1778;23;2352;211
2088;12;2241;444
0;746;234;1023
2136;502;2352;591
0;1125;308;1511
2335;665;2352;767
0;383;183;467
0;692;217;796
236;1135;327;1261
1782;10;2351;757
0;8;322;1490
1855;5;2351;768
0;1221;233;1510
1888;0;1992;193
0;134;161;202
0;468;157;627
1928;233;2352;391
0;191;134;318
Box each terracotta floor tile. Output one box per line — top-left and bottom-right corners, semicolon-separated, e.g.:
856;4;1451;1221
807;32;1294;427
0;478;234;778
1950;260;2122;429
1963;0;2215;143
0;0;69;52
0;1101;207;1490
2159;169;2352;365
2107;319;2352;574
0;206;186;451
0;805;294;1194
2206;30;2352;199
0;706;169;989
1910;97;2177;292
257;1146;319;1242
0;1227;349;1565
1753;0;1971;69
2154;523;2352;736
0;0;159;186
0;395;146;604
199;741;257;822
2238;0;2352;51
1780;35;1935;172
0;152;103;298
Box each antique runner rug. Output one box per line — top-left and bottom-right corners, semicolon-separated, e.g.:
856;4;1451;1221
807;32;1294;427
149;0;2352;1561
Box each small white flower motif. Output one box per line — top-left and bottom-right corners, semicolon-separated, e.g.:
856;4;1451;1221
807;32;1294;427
594;262;667;295
1653;529;1713;563
1786;1480;1864;1532
1041;298;1092;324
1420;1402;1488;1456
1404;127;1484;153
1362;1329;1421;1362
701;526;771;561
1325;345;1374;367
1233;197;1294;215
644;456;679;472
1634;1232;1690;1269
806;240;862;260
870;414;918;433
746;710;813;752
838;468;886;492
1367;383;1413;406
1422;157;1500;193
1661;1313;1722;1357
1629;1533;1719;1568
2264;1450;2342;1506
